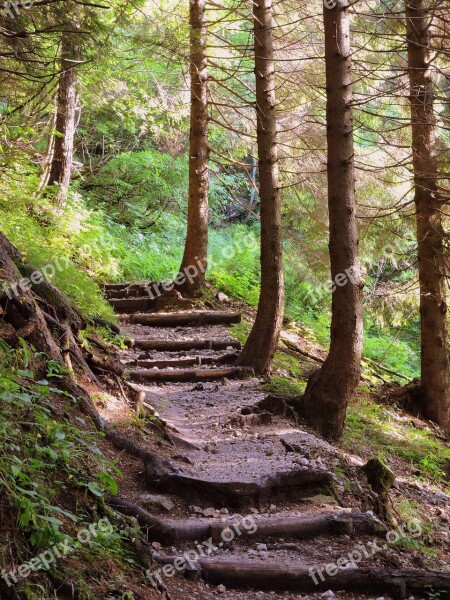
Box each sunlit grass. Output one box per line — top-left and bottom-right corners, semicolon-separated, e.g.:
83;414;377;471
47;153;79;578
344;397;450;486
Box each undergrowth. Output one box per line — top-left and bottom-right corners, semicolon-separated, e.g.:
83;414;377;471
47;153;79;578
0;340;143;599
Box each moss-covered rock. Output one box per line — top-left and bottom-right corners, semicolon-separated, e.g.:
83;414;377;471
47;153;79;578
363;457;395;495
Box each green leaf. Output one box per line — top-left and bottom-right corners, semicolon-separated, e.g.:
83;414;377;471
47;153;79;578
87;481;103;497
98;471;118;495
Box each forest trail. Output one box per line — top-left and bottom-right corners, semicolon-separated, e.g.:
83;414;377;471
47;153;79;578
102;284;450;600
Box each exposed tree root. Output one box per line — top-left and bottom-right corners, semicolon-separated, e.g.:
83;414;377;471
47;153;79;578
244;394;299;421
86;352;124;376
107;496;224;544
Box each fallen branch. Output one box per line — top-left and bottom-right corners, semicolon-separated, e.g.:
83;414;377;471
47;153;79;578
362;357;409;381
280;339;325;363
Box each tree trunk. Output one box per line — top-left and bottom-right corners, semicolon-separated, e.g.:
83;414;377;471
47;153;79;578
237;0;284;376
296;0;363;441
178;0;209;293
406;0;450;431
47;32;78;206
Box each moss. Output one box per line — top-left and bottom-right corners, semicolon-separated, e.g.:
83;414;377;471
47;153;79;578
229;320;252;344
344;397;450;487
262;376;306;397
364;457;395;494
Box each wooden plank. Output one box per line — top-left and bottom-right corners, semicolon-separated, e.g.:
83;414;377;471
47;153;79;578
108;297;156;313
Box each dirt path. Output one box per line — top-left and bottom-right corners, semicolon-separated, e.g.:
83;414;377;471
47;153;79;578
100;285;450;600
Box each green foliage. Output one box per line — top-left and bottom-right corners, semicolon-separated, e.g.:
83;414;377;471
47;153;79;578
0;167;114;320
209;170;254;224
208;224;260;305
0;344;120;550
0;342;148;598
87;150;188;226
363;332;420;379
344;398;450;486
0;157;421;381
262;376;306;397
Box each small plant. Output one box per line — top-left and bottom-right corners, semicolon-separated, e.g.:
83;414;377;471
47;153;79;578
425;585;445;600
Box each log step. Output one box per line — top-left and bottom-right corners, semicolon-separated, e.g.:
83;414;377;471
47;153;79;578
128;311;242;327
103;282;133;291
130;339;242;352
103;283;155;299
108;497;383;545
127;366;252;383
136;353;239;369
209;511;387;542
192;561;450;597
108;297;156;313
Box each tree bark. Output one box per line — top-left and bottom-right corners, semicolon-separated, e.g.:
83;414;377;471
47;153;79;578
178;0;209;293
296;0;363;441
237;0;284;376
406;0;450;430
47;32;78;206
